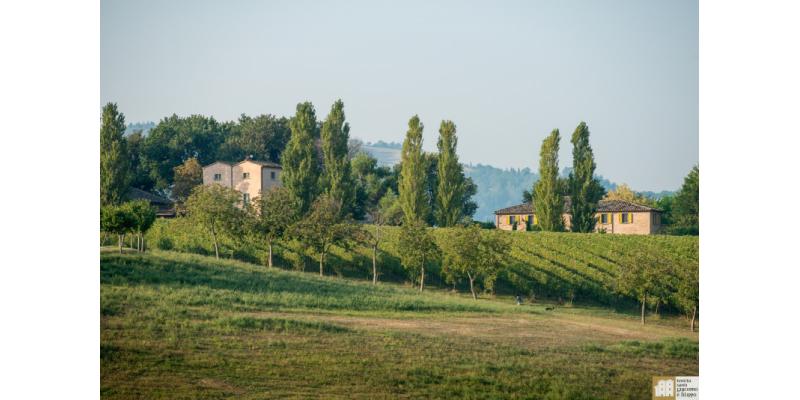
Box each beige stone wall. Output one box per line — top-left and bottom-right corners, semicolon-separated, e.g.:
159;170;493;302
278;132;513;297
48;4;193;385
260;167;282;193
232;161;263;206
595;211;660;234
496;211;661;235
202;163;233;188
203;161;284;207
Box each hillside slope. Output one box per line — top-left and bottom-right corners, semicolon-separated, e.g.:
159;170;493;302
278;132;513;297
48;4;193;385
101;250;697;399
144;220;698;308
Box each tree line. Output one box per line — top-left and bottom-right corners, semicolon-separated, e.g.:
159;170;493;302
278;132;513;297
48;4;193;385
100;100;490;293
524;122;699;235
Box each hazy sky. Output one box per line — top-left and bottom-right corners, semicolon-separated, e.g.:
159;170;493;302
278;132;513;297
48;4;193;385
102;0;697;191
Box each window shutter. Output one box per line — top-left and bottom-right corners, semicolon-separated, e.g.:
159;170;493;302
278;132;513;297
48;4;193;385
629;213;633;223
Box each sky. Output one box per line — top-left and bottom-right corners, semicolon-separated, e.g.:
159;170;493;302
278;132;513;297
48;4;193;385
101;0;698;191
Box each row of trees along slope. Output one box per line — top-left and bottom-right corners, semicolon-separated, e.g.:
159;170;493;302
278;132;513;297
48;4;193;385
102;101;698;330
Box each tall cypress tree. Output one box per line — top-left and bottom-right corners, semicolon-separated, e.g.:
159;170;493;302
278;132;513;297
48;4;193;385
281;102;320;213
320;100;354;216
398;115;428;224
568;122;605;232
100;102;131;206
435;120;464;227
533;129;564;231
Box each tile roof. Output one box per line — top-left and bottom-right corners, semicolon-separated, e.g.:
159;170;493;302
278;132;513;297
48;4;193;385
494;198;659;214
239;159;282;168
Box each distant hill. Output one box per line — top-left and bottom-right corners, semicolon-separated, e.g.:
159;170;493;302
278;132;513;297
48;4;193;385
361;141;402;166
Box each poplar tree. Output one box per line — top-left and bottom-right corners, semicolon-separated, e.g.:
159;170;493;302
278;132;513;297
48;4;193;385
320;100;354;216
281;102;320;213
673;165;699;235
100;102;131;205
398;115;428;224
435;120;465;227
533;129;564;231
568;122;605;232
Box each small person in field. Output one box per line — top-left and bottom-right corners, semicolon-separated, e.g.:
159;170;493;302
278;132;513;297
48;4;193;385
515;294;523;305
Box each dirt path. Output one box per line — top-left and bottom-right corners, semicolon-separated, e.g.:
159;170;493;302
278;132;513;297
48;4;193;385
242;310;696;349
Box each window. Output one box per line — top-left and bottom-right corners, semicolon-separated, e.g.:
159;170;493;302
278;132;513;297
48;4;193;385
213;173;222;181
243;172;250;179
600;213;609;224
270;171;276;180
242;193;250;205
509;215;516;225
652;213;661;225
620;212;633;224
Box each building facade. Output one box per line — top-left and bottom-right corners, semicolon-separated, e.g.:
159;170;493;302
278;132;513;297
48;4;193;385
202;159;282;205
494;199;662;235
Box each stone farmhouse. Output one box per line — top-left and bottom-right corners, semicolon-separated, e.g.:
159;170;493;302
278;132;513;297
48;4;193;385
494;198;662;234
201;158;282;205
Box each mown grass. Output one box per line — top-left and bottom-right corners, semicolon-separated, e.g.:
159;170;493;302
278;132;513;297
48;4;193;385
101;250;698;399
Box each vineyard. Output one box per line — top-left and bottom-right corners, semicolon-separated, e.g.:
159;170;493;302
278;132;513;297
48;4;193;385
141;218;698;309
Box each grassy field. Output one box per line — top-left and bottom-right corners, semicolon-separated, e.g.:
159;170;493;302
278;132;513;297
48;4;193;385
101;250;698;399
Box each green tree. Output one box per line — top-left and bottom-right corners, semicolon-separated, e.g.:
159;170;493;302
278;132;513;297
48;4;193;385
360;190;404;284
568;122;605;232
141;114;227;192
350;152;395;220
100;103;131;205
533;129;564;231
655;195;675;227
672;166;699;235
397;219;439;291
172;157;203;206
126;130;154;191
398;115;428;224
616;251;668;325
100;203;135;253
675;261;700;331
126;200;157;252
603;183;655;206
282;102;321;213
253;187;300;268
185;184;244;259
461;177;478;222
441;225;510;299
320;100;355;216
289;195;357;276
217;114;291;163
435;120;465;227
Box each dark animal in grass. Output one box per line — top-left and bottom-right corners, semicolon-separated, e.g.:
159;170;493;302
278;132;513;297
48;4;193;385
545;306;555;311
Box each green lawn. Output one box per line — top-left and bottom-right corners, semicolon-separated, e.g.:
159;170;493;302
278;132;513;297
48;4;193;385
101;250;698;399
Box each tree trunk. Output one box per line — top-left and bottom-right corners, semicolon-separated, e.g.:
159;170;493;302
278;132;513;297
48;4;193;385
211;229;219;259
267;242;273;268
118;234;123;254
655;299;661;316
372;244;378;285
467;272;477;300
640;293;647;325
690;306;697;332
319;252;325;276
419;265;425;292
